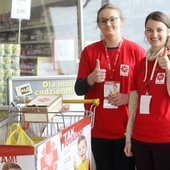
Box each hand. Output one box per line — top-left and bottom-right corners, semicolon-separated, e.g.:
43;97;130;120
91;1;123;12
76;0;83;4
21;117;30;130
108;93;129;106
124;142;133;157
87;59;106;85
60;104;70;111
158;47;170;71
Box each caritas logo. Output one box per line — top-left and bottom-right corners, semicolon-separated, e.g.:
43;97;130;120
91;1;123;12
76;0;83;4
40;140;59;170
38;97;50;102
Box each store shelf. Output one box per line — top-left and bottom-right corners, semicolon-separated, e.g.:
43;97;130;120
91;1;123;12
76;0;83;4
20;56;41;59
21;40;52;44
0;3;56;76
0;25;53;33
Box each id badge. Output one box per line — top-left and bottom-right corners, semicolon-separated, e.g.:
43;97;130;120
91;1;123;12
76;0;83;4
103;81;120;109
140;95;152;114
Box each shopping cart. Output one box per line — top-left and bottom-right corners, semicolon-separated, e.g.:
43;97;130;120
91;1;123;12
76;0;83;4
0;103;22;144
0;98;100;145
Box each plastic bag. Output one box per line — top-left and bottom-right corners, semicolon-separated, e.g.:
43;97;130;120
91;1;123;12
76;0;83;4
30;136;46;144
5;123;35;146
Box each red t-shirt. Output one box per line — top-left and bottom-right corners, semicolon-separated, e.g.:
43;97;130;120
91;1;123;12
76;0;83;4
77;38;145;139
132;58;170;143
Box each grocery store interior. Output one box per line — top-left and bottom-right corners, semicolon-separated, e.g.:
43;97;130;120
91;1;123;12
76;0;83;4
0;0;169;106
0;0;169;76
0;1;170;169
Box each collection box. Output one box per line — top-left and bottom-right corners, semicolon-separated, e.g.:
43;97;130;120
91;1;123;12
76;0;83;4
22;95;63;122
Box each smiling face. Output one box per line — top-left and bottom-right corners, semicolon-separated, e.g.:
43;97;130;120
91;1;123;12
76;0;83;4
77;138;87;161
97;8;124;38
145;19;170;52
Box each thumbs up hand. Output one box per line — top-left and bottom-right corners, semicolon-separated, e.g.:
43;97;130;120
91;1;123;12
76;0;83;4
87;59;106;85
158;47;170;70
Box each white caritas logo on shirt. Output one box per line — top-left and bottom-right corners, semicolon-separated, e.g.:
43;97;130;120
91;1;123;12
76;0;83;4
155;73;165;84
120;64;129;76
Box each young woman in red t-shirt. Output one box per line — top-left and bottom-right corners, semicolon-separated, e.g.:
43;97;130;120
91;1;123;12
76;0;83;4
124;11;170;170
75;3;146;170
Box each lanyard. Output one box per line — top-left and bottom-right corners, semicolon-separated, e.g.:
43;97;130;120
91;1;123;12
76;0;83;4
143;47;165;95
143;58;158;95
104;38;123;79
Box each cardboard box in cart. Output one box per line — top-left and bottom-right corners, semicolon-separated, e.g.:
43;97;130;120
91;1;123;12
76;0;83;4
22;95;63;122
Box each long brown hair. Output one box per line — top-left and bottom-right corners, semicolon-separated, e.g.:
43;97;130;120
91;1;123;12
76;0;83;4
145;11;170;50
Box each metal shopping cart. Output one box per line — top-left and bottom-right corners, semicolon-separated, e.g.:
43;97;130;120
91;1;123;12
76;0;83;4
0;104;22;144
0;98;99;145
21;98;99;143
0;98;99;170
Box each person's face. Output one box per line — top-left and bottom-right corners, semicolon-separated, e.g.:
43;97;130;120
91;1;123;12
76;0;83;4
78;139;87;161
98;9;123;37
113;85;117;90
145;19;170;52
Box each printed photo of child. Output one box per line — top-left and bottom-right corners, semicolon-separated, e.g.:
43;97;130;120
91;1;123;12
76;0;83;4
74;135;90;170
109;83;118;95
2;162;22;170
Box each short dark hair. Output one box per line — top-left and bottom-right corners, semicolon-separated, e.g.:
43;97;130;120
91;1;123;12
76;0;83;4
2;162;22;170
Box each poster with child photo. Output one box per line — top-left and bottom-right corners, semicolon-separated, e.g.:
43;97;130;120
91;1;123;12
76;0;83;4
61;116;91;170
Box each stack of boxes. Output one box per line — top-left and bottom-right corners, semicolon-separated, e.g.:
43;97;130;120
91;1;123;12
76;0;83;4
0;43;20;105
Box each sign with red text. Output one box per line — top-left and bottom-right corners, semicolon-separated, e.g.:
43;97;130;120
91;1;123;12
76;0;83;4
61;117;91;170
36;133;62;170
0;145;35;170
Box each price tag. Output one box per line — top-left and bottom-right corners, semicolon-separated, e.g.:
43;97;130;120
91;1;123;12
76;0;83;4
11;0;31;20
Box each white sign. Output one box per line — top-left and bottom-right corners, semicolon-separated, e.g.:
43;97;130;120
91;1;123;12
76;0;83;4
11;0;31;20
53;39;75;61
0;155;36;170
37;57;58;76
37;134;63;170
